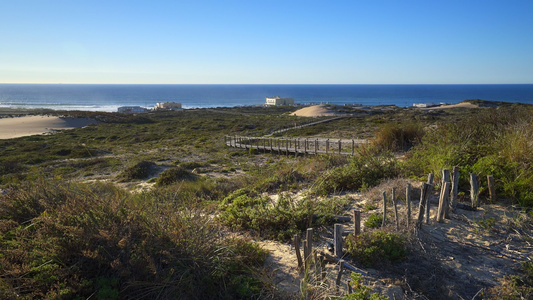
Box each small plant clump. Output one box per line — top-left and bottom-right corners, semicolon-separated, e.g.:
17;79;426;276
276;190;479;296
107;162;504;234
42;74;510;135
342;272;388;300
346;231;407;267
156;166;196;186
117;160;156;181
364;213;383;228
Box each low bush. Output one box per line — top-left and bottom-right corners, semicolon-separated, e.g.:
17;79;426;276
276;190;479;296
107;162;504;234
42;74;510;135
346;231;407;267
372;121;424;152
156;166;196;186
312;152;400;196
0;180;269;299
487;261;533;299
117;160;156;181
364;213;383;228
218;189;349;241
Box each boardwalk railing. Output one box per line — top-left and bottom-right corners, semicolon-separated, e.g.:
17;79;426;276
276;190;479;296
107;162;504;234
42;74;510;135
225;135;368;156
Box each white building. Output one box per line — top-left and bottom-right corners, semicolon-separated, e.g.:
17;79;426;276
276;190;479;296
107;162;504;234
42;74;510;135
155;102;182;110
118;106;149;113
265;96;295;106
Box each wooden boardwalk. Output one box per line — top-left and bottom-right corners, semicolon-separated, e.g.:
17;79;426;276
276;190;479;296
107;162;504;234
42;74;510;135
225;136;368;156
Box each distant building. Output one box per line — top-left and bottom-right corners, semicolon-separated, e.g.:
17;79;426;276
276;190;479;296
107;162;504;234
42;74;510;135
265;96;295;106
155;102;182;110
118;106;149;113
413;102;440;108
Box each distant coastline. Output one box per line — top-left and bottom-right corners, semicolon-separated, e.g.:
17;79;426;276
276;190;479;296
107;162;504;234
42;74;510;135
1;84;532;112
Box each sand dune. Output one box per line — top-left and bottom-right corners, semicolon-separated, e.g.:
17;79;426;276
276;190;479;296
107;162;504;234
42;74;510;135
0;116;98;139
421;102;479;110
290;105;344;117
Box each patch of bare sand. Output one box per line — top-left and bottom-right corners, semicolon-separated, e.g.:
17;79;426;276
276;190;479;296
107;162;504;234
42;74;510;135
421;102;479;110
0;115;98;139
290;105;343;117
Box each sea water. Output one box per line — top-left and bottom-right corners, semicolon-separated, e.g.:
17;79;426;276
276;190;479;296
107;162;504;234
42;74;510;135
0;84;532;112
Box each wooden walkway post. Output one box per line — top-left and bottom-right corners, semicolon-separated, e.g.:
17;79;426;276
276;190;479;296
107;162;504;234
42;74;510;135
382;192;387;228
353;210;361;236
451;166;460;212
470;173;480;208
334;224;343;258
406;183;412;228
487;175;496;202
425;173;434;224
427;173;434;185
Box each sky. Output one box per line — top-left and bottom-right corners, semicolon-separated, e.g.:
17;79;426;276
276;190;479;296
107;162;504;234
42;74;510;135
1;0;532;84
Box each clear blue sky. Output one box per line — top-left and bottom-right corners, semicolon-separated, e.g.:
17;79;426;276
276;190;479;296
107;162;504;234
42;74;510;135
1;0;532;84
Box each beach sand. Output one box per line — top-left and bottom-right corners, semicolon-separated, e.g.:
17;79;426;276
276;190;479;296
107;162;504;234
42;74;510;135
0;115;98;139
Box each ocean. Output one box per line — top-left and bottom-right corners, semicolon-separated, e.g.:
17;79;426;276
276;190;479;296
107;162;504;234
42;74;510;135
0;84;532;112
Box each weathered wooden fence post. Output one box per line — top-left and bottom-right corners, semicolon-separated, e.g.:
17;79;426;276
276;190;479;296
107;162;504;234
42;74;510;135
334;224;343;258
406;183;412;228
470;173;480;208
417;183;432;229
353;210;361;236
351;139;355;155
315;139;318;154
425;173;434;224
487;175;496;202
436;181;451;222
306;228;313;266
338;139;342;155
382;192;387;228
336;260;345;292
326;139;329;154
451;166;460;212
392;187;399;231
293;234;303;271
304;138;307;155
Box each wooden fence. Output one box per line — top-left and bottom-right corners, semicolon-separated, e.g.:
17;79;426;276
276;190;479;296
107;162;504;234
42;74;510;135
225;135;368;156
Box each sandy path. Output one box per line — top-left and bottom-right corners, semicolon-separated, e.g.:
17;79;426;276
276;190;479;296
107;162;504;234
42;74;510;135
0;115;98;139
421;102;479;110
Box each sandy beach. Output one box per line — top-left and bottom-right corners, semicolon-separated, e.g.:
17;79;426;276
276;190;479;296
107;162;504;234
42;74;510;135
0;115;98;139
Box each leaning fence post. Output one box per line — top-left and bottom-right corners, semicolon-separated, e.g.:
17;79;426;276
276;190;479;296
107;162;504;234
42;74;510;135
470;173;480;208
487;175;496;202
353;210;361;236
382;192;387;228
406;183;412;228
293;234;303;271
334;224;343;258
417;183;432;229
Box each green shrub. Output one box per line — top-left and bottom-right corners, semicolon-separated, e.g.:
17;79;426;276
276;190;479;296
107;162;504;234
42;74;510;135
0;180;268;299
313;152;399;195
218;190;349;241
179;161;206;169
346;231;407;267
343;272;388;300
364;214;383;228
117;160;155;181
372;121;424;152
155;166;195;186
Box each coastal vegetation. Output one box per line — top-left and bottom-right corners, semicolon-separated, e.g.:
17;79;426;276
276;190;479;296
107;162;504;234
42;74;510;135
1;100;532;298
